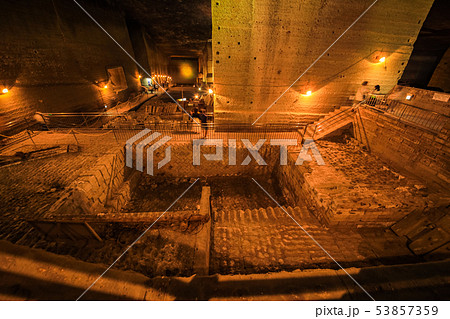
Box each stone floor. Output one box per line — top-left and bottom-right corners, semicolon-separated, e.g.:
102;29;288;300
2;239;448;301
207;166;424;275
0;131;446;285
209;176;286;211
280;137;447;226
210;204;416;275
121;175;203;213
0;131;122;242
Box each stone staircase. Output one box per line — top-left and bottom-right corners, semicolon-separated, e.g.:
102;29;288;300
304;106;354;140
213;205;321;226
210;204;415;275
391;206;450;256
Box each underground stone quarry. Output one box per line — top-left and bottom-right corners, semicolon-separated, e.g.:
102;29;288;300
0;0;449;305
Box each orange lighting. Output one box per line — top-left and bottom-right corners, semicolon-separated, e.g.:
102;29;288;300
208;89;213;94
194;95;199;99
2;88;8;94
406;94;412;100
180;63;194;79
303;90;312;96
138;75;142;79
104;85;108;89
379;56;386;63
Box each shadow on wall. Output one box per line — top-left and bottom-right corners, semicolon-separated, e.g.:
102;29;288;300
148;261;449;301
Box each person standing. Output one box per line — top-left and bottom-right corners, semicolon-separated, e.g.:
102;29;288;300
354;81;370;106
191;108;208;138
367;85;381;106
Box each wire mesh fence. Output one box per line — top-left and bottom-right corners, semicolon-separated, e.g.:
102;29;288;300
75;123;307;145
365;97;448;133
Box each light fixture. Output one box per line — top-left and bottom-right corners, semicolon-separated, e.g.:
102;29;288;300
406;94;413;100
104;85;108;89
208;88;214;94
194;94;199;99
2;88;8;94
138;75;142;79
104;105;108;108
302;90;312;96
198;87;202;91
379;56;386;63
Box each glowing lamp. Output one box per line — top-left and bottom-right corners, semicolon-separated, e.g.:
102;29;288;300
138;75;142;79
406;94;412;101
2;88;8;94
198;87;202;91
194;95;199;99
379;57;386;63
104;105;108;108
208;89;214;94
304;90;312;96
104;85;108;89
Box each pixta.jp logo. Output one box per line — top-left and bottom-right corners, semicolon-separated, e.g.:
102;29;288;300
126;130;325;176
126;129;172;176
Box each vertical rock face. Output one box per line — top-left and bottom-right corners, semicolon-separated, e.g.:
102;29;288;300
429;48;450;92
212;0;435;124
0;0;141;134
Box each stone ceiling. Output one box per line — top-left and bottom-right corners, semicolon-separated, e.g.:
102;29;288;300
95;0;448;61
99;0;211;57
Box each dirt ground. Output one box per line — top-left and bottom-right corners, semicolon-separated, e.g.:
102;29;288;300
208;175;288;211
122;175;203;213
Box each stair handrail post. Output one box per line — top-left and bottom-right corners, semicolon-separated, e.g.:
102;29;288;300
302;124;308;144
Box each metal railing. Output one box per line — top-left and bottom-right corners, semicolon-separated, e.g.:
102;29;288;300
311;104;360;139
107;91;149;113
36;112;128;129
69;122;307;144
31;109;309;143
309;96;449;140
364;96;449;133
0;130;40;151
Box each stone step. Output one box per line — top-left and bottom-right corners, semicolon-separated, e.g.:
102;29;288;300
303;107;354;139
215;205;323;227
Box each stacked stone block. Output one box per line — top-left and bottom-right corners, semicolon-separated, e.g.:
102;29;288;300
127;139;279;177
355;108;449;190
278;140;431;226
48;149;127;215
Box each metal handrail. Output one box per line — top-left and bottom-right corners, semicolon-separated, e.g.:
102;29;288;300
311;102;362;138
108;91;148;112
44;123;307;146
364;97;449;133
368;96;449;119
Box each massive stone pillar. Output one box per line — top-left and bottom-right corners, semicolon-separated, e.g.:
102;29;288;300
212;0;435;124
429;48;450;92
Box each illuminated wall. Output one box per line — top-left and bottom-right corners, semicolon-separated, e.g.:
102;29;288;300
199;40;214;86
0;0;140;134
212;0;435;124
169;58;199;84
